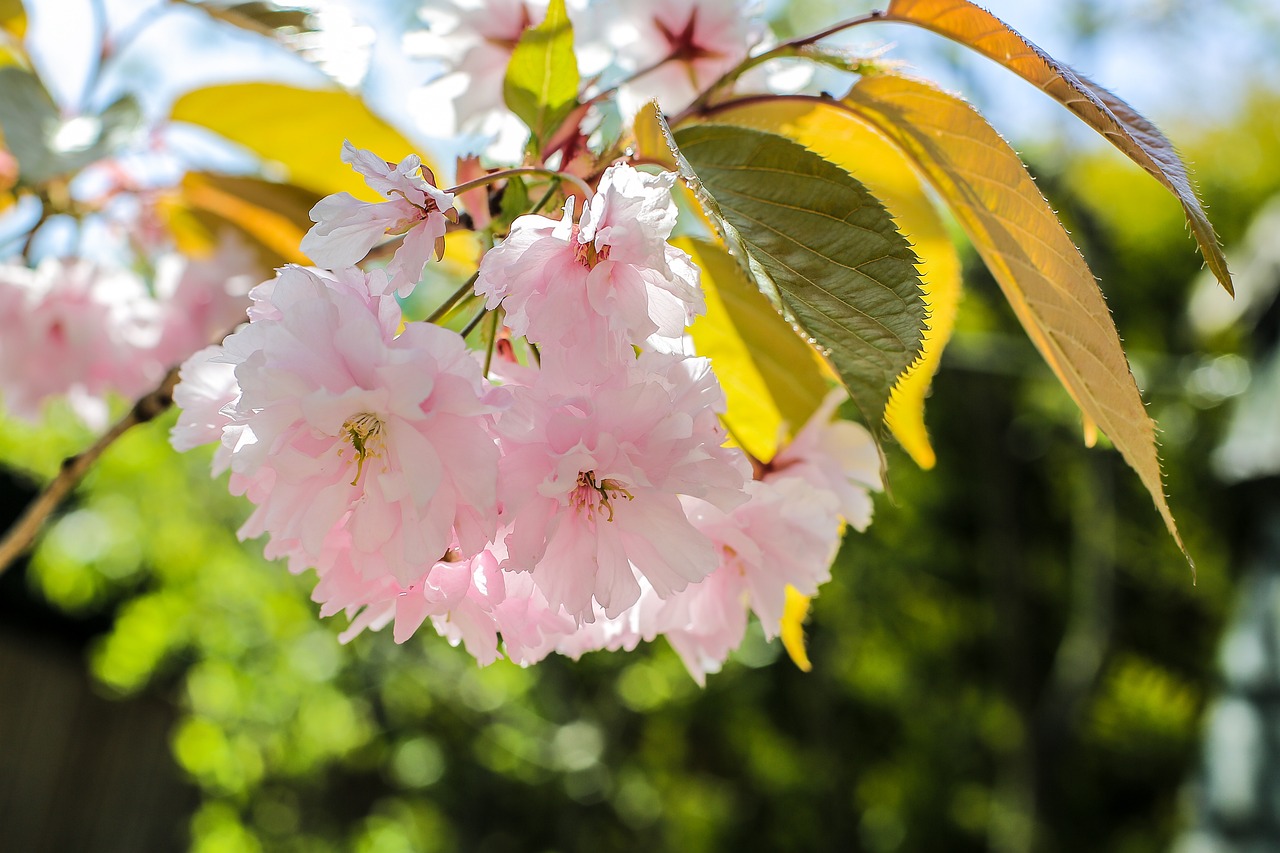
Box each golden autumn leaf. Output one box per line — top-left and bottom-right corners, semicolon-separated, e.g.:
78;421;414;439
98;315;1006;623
633;102;679;170
0;0;24;40
838;72;1189;566
884;0;1232;296
678;236;828;462
163;172;318;268
170;83;426;202
710;98;962;470
780;586;814;672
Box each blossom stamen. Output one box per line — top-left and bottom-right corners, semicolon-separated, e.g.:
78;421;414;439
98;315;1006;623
569;470;633;522
570;225;610;269
342;412;385;486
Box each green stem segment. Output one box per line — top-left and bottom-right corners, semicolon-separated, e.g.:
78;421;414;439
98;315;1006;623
425;271;480;325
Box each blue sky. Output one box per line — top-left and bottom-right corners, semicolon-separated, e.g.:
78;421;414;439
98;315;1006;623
16;0;1280;158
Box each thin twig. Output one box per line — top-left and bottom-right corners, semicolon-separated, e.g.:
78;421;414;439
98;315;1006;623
671;10;885;124
482;309;500;378
425;271;481;325
459;305;488;339
446;167;593;202
527;181;562;216
0;365;181;577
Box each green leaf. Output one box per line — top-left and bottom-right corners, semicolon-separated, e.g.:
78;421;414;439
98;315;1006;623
836;71;1190;566
170;83;425;201
502;0;579;149
0;67;141;186
0;66;55;180
672;123;927;443
884;0;1233;296
678;237;828;462
711;97;962;471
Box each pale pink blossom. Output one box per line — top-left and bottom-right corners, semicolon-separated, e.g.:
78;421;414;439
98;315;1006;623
406;0;609;160
212;264;501;587
170;344;239;474
301;141;456;296
601;0;764;117
410;0;544;131
153;234;258;367
309;538;506;659
687;477;841;631
475;163;702;379
0;259;163;427
307;529;576;666
769;390;882;531
495;351;748;621
552;474;843;684
649;566;748;686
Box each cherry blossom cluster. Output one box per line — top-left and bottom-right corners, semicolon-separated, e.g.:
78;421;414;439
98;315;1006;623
409;0;770;159
0;239;256;428
171;143;880;682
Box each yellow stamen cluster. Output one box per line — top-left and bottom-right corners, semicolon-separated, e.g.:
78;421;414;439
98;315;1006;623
341;412;385;486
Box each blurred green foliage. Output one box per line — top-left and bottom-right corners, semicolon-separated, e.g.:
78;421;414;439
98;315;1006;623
3;90;1278;853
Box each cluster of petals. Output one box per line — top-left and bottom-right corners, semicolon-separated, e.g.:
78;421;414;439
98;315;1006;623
599;0;766;117
551;399;880;684
0;238;255;427
216;265;500;586
496;350;749;621
406;0;766;158
301;141;456;298
171;147;882;684
476;163;702;379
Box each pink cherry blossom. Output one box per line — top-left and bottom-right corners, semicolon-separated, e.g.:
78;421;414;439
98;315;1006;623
551;473;844;685
686;477;841;631
170;344;239;474
0;259;163;427
308;538;504;658
495;351;748;621
475;163;702;379
768;390;882;531
560;476;842;685
603;0;764;117
152;234;258;367
411;0;542;130
208;264;501;587
301;141;456;297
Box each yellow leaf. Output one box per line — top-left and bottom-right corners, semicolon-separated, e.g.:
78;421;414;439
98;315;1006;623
1082;413;1098;449
162;172;319;268
711;99;961;470
839;72;1190;566
184;174;312;263
633;102;678;170
780;587;813;673
0;0;24;39
678;236;828;462
170;83;428;202
885;0;1232;296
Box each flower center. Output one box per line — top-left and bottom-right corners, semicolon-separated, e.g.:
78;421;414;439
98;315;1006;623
569;470;633;522
570;224;610;269
341;412;385;486
655;9;721;62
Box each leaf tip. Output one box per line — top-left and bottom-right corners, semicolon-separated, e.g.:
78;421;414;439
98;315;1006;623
780;587;814;673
